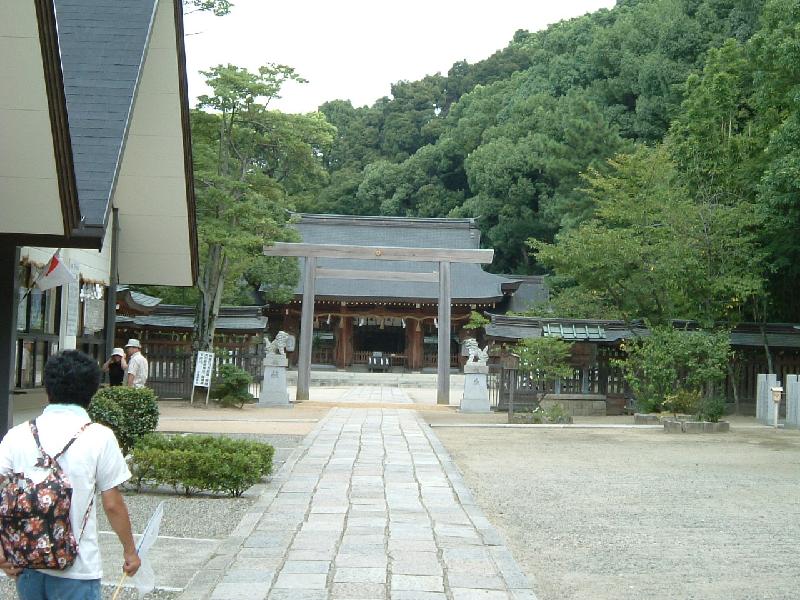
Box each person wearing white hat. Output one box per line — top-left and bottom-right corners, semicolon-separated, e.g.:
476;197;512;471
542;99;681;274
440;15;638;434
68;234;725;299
102;347;128;386
124;339;148;389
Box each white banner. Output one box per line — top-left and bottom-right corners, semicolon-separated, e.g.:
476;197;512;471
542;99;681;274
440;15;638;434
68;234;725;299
193;351;215;388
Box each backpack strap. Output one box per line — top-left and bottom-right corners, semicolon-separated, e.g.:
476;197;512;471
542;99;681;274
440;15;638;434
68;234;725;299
30;419;93;469
53;422;94;463
29;419;96;543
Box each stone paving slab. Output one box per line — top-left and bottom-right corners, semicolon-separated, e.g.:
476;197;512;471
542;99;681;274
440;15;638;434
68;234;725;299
187;408;537;599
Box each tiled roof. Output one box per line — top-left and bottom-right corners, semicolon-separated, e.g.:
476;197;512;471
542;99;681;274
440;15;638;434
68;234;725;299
289;214;519;302
504;275;549;313
487;315;800;349
116;285;162;310
55;0;157;229
485;314;649;342
116;305;267;332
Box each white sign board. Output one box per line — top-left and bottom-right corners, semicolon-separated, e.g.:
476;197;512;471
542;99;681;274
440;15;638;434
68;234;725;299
193;351;215;388
65;262;80;336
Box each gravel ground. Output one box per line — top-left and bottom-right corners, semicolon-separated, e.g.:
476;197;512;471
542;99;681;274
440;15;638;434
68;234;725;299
0;433;304;600
429;422;800;600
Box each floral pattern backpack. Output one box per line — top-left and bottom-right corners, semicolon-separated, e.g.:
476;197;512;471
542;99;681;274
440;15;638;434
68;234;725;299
0;419;93;570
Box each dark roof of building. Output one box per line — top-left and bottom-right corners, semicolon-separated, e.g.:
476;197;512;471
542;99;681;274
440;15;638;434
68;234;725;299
726;323;800;349
115;286;162;314
487;315;800;349
503;276;549;313
116;305;267;332
486;314;649;342
287;214;520;303
55;0;157;232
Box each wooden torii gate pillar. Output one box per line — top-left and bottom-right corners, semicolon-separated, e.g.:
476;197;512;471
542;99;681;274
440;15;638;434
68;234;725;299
264;243;494;404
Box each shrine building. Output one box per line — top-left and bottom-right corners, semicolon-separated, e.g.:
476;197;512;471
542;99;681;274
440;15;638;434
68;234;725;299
264;214;523;371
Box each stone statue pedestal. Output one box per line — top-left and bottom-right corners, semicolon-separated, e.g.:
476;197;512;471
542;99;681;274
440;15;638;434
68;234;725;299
258;354;291;407
461;363;490;413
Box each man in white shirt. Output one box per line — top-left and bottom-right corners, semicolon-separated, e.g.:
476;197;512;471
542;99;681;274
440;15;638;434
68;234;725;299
125;338;149;389
0;350;140;599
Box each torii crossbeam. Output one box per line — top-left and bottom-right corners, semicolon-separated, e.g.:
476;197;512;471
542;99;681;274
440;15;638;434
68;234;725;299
264;242;494;404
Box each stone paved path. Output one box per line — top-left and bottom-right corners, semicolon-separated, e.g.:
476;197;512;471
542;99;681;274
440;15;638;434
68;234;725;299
191;408;536;600
336;387;414;404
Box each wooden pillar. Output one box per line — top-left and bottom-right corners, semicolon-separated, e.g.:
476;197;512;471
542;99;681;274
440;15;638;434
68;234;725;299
104;208;120;360
335;315;353;369
437;261;451;404
0;245;20;435
296;257;316;401
406;320;423;370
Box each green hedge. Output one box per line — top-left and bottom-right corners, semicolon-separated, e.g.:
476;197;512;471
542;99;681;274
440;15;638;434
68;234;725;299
131;434;274;497
88;387;159;454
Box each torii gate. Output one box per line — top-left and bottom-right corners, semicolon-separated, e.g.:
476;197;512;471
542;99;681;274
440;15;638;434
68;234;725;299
264;242;494;404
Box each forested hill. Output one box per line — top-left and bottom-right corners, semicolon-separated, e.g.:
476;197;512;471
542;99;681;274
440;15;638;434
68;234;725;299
300;0;766;273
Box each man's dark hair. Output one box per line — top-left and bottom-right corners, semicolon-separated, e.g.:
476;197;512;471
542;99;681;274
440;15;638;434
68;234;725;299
44;350;102;408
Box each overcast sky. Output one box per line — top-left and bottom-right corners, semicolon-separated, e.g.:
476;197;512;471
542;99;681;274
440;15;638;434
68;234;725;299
183;0;616;114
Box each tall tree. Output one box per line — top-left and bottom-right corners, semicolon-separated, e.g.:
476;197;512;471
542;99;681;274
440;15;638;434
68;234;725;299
193;64;335;350
531;146;765;325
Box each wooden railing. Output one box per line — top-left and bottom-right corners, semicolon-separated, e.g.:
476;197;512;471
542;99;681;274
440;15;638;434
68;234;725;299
146;342;264;400
311;348;333;365
423;352;459;368
353;352;407;368
488;361;628;412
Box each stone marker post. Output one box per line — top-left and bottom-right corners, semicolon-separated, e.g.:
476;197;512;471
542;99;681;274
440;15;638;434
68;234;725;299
756;374;778;425
786;374;799;429
770;386;783;428
259;332;291;407
460;338;491;413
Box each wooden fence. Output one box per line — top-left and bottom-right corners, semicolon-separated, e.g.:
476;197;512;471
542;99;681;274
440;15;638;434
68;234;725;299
488;355;628;412
146;342;264;400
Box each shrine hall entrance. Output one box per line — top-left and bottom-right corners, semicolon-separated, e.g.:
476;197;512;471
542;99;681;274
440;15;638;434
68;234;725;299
353;319;405;356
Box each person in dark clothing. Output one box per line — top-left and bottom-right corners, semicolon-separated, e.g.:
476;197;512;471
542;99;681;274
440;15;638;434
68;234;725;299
102;348;127;386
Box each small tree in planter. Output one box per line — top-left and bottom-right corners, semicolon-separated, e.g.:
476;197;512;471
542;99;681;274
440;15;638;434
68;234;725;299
511;337;574;419
620;327;730;416
210;363;255;408
463;311;490;333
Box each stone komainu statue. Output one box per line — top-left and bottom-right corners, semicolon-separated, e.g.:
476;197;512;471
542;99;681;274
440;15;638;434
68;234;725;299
464;338;489;366
264;331;289;356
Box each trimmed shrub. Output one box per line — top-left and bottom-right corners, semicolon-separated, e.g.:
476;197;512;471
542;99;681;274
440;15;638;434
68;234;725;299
131;434;274;497
210;364;255;408
89;387;159;454
695;396;726;423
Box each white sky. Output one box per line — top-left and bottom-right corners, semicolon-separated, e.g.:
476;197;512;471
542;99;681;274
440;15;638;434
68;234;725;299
183;0;616;114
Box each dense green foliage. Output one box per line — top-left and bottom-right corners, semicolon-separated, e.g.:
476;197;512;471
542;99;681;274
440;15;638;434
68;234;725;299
131;434;274;497
304;0;799;322
89;387;160;454
462;310;490;331
210;363;255;408
190;64;332;349
619;328;731;413
532;146;764;326
513;337;575;380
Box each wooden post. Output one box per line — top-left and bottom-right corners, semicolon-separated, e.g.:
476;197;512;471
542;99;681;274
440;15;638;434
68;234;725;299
296;256;316;401
0;245;20;436
406;321;423;370
103;208;120;360
335;315;353;369
437;261;451;404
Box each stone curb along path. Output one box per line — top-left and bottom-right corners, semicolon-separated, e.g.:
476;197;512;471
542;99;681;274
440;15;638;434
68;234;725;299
181;407;538;600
